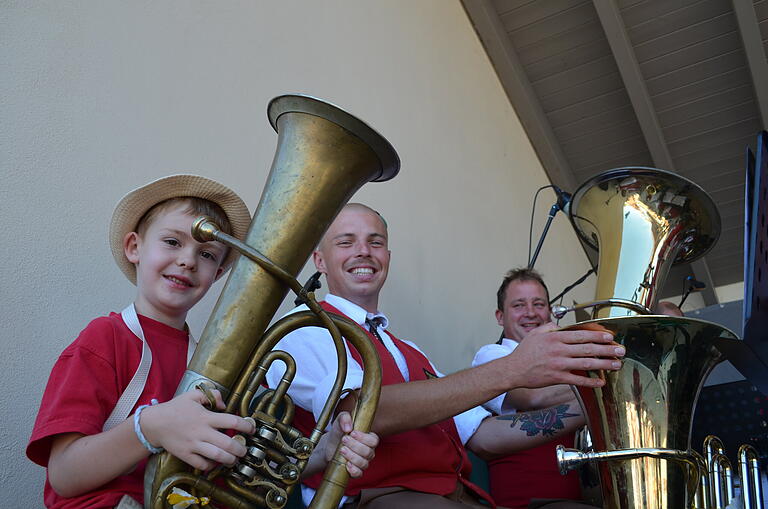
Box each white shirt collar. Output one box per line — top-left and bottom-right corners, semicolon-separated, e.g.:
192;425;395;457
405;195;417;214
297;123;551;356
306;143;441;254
325;294;389;329
500;337;519;348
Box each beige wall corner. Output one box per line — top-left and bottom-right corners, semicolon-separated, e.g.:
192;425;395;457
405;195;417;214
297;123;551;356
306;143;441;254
2;1;593;502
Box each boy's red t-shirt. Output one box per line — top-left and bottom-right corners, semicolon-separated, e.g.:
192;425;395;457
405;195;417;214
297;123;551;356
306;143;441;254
27;312;189;509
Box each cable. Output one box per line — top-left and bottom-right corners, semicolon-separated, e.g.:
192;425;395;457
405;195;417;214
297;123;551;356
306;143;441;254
549;267;596;306
525;184;595;303
528;185;555;265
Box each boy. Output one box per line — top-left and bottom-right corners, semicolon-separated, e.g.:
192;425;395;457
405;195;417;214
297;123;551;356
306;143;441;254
28;175;378;509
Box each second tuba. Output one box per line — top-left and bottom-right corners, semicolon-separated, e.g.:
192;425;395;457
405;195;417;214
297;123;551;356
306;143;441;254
144;94;399;509
554;168;742;508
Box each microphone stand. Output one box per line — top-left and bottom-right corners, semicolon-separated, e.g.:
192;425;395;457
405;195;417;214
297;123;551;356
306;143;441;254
678;276;705;308
528;188;571;269
528;203;561;269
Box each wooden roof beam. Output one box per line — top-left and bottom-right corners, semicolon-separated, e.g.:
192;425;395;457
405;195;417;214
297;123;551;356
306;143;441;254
732;0;768;129
460;0;576;192
592;0;719;305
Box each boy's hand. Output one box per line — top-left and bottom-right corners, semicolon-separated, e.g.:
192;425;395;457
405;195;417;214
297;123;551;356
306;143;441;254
319;412;379;478
139;389;256;471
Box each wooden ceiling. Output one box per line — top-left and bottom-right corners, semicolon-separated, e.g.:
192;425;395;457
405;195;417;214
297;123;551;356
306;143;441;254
462;0;768;302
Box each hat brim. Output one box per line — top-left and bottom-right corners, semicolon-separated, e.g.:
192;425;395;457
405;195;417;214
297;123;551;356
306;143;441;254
109;174;251;284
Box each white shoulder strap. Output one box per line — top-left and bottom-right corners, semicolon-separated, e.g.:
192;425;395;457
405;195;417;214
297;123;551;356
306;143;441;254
102;304;197;432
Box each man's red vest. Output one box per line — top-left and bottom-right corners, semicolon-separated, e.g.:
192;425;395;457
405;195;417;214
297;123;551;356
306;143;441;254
487;434;581;508
294;302;493;505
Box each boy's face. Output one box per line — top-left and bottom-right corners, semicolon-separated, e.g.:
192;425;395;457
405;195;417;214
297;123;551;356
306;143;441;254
124;204;226;327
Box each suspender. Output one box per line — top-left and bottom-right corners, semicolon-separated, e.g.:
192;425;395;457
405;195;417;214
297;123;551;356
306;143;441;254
102;304;196;431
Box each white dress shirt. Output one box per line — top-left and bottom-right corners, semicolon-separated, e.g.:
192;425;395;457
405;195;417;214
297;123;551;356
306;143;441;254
472;338;520;415
265;294;491;506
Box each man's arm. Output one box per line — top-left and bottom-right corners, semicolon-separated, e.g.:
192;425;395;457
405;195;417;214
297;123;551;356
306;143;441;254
473;338;577;412
467;399;585;460
338;327;622;437
503;384;575;412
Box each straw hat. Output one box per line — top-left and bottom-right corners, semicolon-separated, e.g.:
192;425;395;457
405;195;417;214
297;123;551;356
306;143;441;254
109;174;251;284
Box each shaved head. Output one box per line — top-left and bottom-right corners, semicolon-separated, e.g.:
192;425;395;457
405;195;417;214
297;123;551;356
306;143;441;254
655;300;684;317
318;203;387;252
313;203;390;312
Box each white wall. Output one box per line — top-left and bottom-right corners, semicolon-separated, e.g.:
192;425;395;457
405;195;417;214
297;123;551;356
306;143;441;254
1;1;594;504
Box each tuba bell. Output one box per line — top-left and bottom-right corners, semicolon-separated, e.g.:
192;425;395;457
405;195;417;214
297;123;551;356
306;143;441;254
144;94;399;509
553;167;761;508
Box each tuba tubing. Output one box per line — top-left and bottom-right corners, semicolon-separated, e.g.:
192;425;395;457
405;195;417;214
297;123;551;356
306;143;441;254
145;94;398;509
149;312;381;509
739;444;765;509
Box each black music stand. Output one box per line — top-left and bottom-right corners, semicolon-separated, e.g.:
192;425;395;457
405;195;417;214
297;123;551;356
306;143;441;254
718;131;768;395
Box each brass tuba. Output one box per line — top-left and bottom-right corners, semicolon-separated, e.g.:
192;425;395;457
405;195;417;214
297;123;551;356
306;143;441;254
144;94;399;509
553;168;756;508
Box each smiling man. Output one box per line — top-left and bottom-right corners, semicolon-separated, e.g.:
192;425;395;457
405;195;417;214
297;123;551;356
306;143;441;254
473;268;587;508
312;204;390;313
266;205;614;509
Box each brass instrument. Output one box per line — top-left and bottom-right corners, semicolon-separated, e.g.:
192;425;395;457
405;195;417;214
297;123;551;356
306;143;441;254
144;94;399;509
740;444;765;508
553;168;765;508
704;435;735;507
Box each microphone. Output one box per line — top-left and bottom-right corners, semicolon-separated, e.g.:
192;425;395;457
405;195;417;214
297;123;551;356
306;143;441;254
678;276;706;308
553;185;572;214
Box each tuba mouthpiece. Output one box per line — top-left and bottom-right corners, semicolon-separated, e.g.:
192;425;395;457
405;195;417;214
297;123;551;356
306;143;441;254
191;216;220;243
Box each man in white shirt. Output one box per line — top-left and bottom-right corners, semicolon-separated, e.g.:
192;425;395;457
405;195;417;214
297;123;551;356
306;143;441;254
473;268;589;508
267;204;621;508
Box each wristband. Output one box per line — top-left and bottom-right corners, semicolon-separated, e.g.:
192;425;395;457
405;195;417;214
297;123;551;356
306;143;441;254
134;398;164;454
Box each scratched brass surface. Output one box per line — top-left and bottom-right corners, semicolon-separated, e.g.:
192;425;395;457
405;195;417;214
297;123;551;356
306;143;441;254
188;94;398;390
145;94;397;509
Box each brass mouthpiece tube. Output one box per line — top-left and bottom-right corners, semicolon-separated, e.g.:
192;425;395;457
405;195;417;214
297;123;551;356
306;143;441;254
192;217;306;298
556;445;704;499
551;298;652;320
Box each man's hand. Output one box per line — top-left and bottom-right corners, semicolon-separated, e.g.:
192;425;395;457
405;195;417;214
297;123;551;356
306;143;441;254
506;322;624;389
140;389;256;471
306;411;379;478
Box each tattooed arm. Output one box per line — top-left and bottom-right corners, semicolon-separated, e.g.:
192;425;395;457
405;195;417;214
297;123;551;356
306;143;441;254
466;399;585;460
